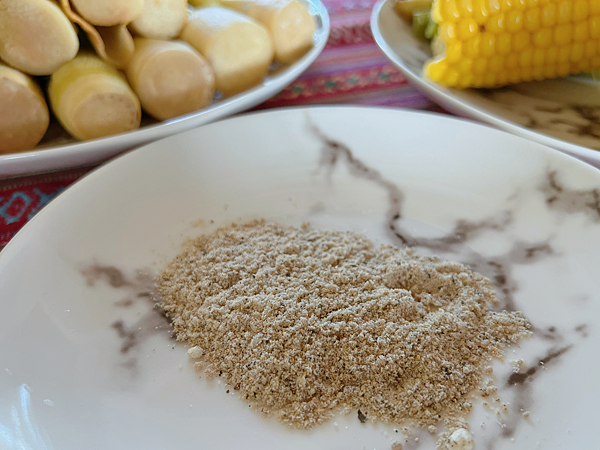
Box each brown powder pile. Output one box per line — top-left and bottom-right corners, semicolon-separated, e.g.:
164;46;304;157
158;220;531;431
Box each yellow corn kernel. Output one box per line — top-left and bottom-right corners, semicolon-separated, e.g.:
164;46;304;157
591;0;600;15
495;71;509;86
573;60;590;72
458;58;474;72
574;22;589;41
524;8;541;32
487;14;504;33
557;45;570;63
524;0;538;8
471;74;485;87
459;0;474;15
556;1;571;24
506;10;523;32
592;55;600;67
570;42;584;62
533;28;552;46
512;0;526;11
497;33;512;53
446;41;464;62
590;17;600;38
424;59;448;82
553;24;572;45
557;62;570;77
519;48;533;66
506;52;519;67
458;18;479;39
483;72;496;85
489;54;504;71
457;73;474;88
507;69;522;84
585;40;597;58
545;46;558;64
532;47;545;64
439;23;458;42
480;32;496;55
444;68;460;85
473;57;488;73
442;0;462;21
432;2;443;22
573;0;589;21
512;30;530;50
486;0;501;15
541;4;556;27
520;65;532;81
543;65;557;79
464;35;482;56
531;65;544;80
472;1;489;24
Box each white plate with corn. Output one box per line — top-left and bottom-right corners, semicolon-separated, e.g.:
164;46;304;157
0;0;329;177
372;0;600;164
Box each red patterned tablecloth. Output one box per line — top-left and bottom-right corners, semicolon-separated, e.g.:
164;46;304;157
0;0;443;250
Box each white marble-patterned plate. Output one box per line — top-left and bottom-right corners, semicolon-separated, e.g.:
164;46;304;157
0;106;598;450
371;0;600;165
0;0;329;179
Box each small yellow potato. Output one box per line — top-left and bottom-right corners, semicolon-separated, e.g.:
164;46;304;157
221;0;315;64
70;0;144;26
181;6;274;96
0;0;79;75
126;38;215;120
48;54;141;141
0;64;50;153
130;0;188;40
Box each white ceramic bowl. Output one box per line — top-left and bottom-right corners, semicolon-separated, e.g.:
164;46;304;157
371;0;600;165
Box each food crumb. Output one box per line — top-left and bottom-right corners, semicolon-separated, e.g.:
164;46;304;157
187;346;204;359
358;409;367;423
391;441;403;450
159;220;532;432
510;359;525;372
523;411;530;418
445;428;474;450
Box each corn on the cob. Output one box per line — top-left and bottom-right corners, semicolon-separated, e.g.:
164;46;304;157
424;0;600;88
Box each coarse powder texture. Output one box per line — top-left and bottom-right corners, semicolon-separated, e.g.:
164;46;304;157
159;220;532;430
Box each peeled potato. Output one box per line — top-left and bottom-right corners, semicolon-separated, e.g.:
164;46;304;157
0;0;79;76
221;0;315;64
126;38;215;120
130;0;188;40
188;0;220;6
0;64;49;153
48;53;141;141
70;0;144;26
181;7;274;96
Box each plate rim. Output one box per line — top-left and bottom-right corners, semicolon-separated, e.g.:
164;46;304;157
0;0;331;179
370;0;600;165
2;104;600;262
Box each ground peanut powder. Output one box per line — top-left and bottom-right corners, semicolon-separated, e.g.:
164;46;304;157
158;220;531;432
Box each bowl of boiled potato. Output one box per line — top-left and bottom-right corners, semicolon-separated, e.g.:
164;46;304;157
0;0;329;176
